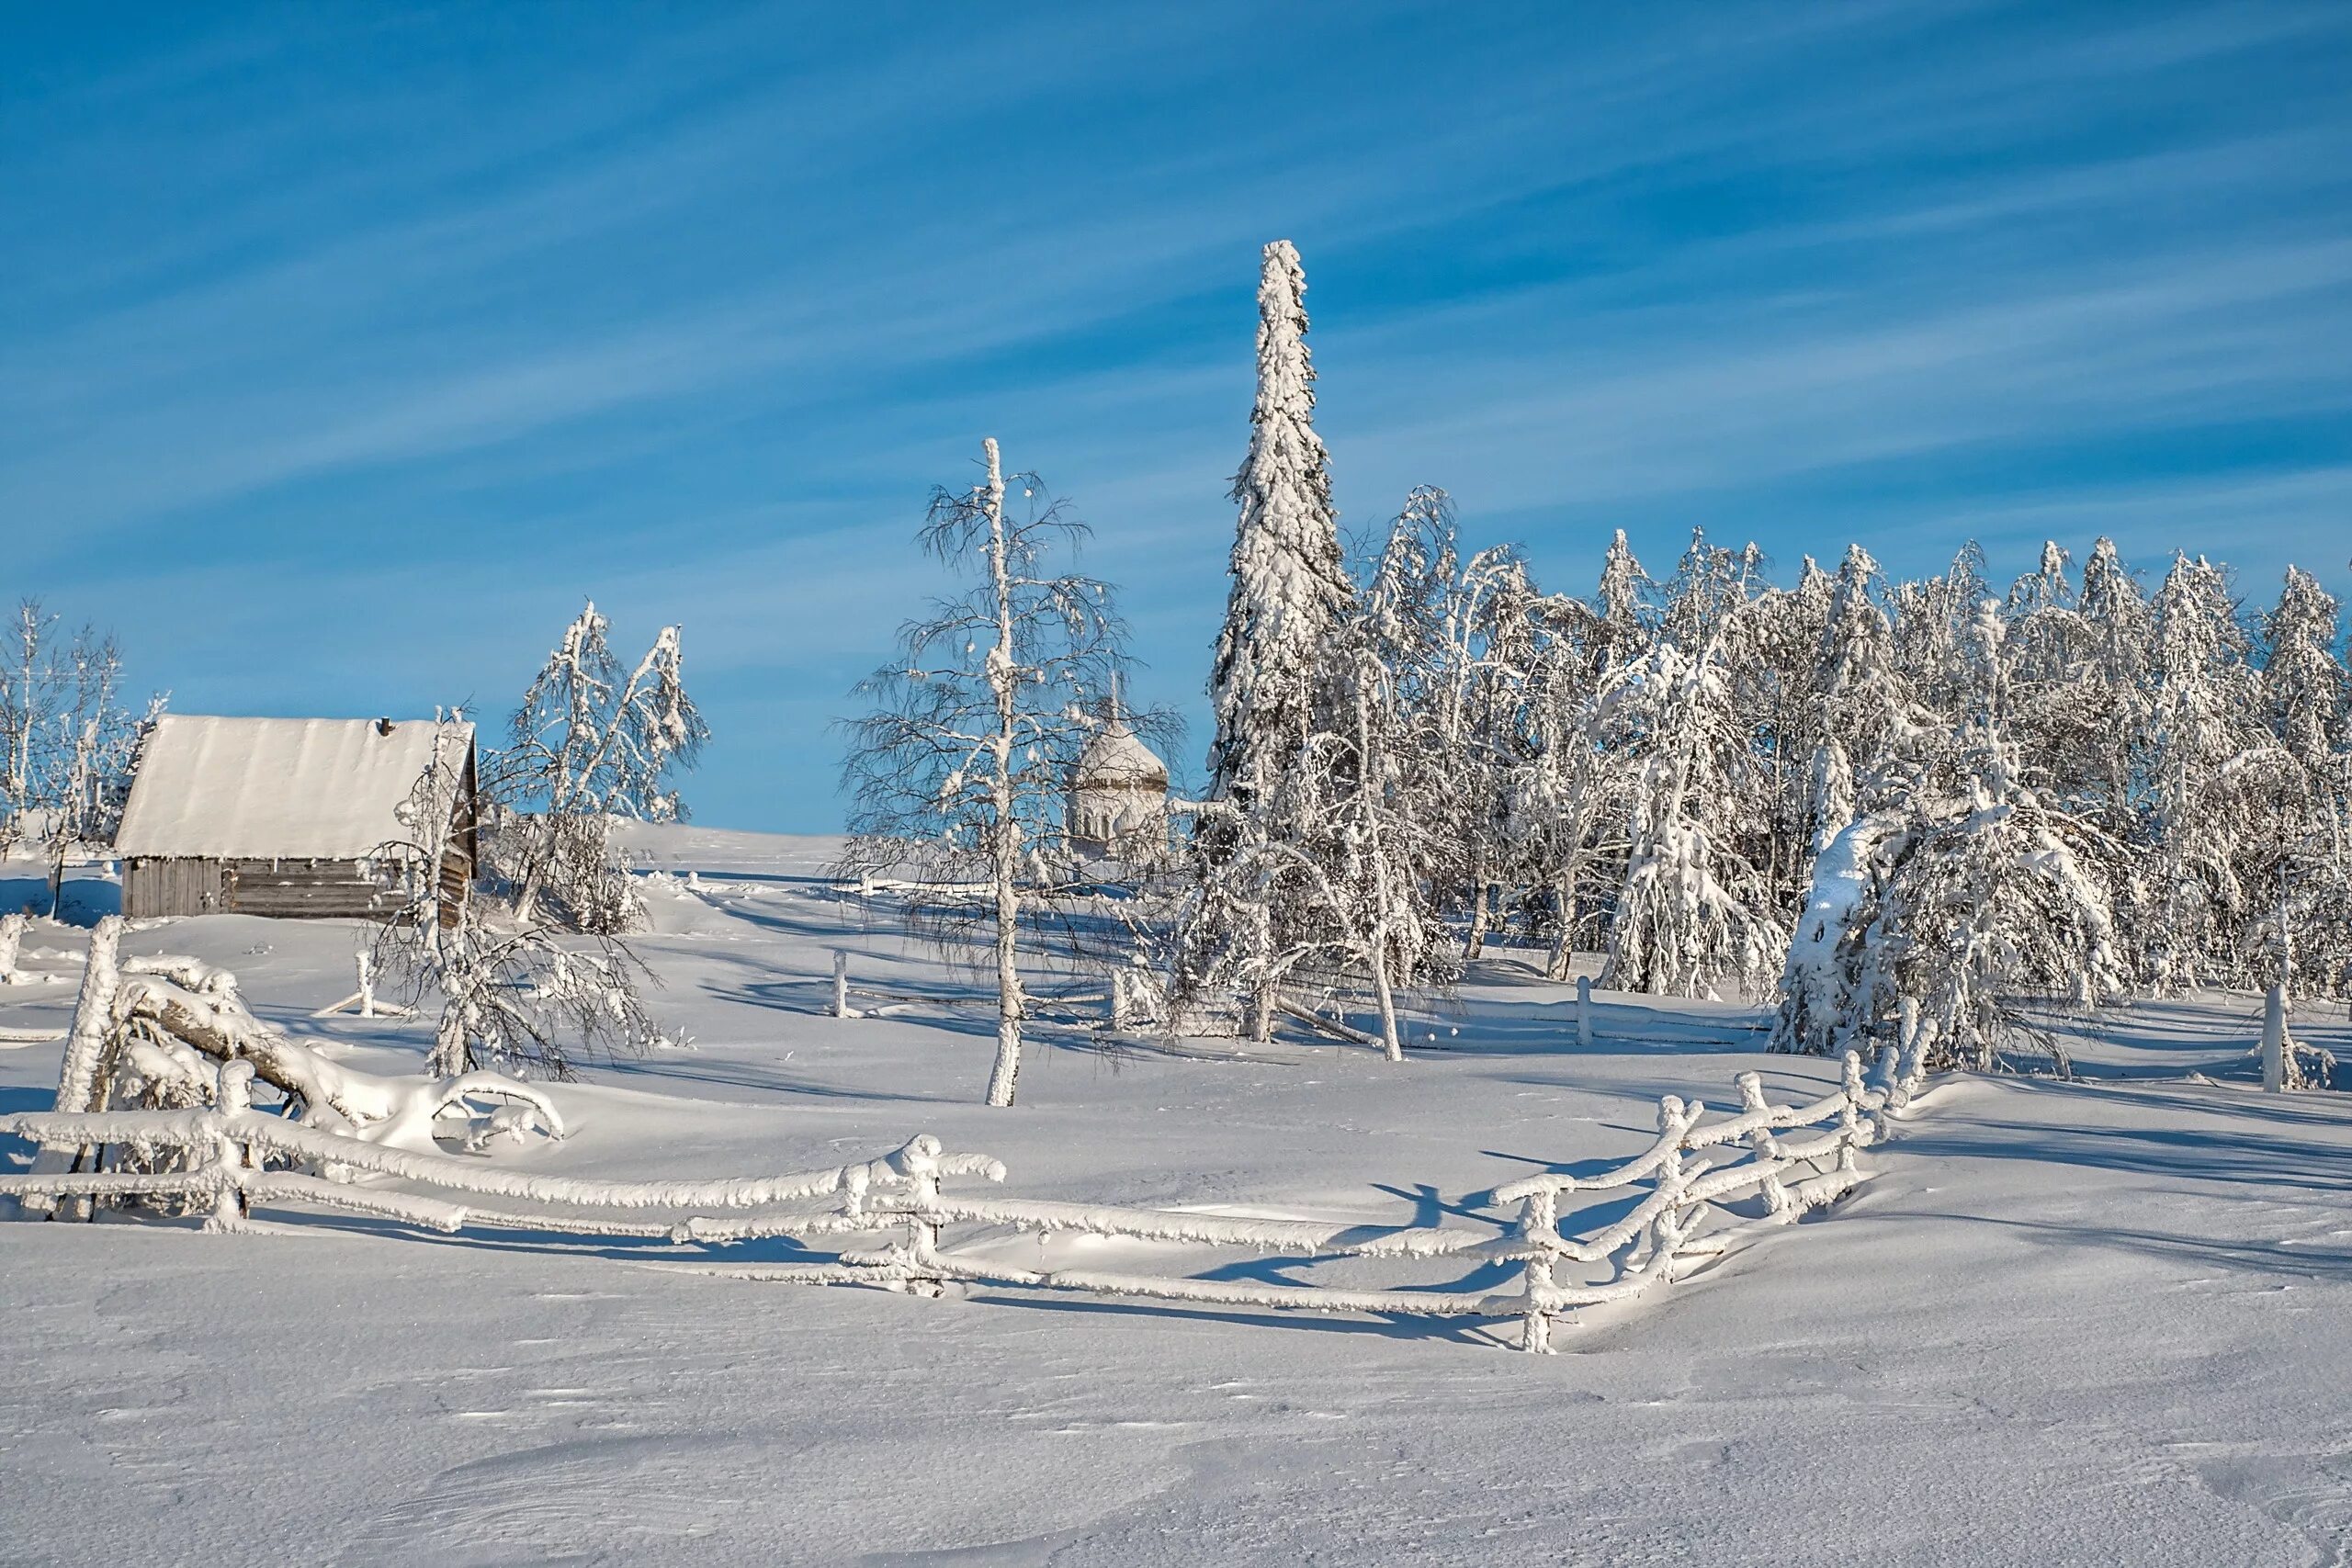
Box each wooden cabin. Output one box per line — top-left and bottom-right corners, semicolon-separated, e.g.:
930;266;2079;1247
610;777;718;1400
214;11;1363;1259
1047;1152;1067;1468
114;716;478;924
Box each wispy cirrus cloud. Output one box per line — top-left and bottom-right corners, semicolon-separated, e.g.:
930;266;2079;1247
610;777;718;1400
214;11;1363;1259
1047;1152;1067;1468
6;1;2348;827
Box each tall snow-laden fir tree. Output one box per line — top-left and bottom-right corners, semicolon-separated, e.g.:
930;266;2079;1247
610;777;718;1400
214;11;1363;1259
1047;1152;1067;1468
1180;240;1357;1039
2072;537;2154;822
1808;544;1918;849
1589;528;1657;678
2263;566;2350;773
1205;238;1354;804
1891;542;1992;725
1744;557;1835;909
2251;567;2352;998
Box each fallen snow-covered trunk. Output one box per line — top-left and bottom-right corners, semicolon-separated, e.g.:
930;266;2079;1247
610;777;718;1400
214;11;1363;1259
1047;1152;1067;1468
31;942;567;1153
115;970;565;1147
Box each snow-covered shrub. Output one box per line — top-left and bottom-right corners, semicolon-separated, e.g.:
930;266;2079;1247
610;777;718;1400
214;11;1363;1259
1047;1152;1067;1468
1775;736;2123;1072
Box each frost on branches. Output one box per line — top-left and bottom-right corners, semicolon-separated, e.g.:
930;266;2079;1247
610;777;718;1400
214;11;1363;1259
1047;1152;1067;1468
840;438;1157;1107
1774;736;2124;1072
378;727;665;1080
490;601;708;934
1600;637;1783;1000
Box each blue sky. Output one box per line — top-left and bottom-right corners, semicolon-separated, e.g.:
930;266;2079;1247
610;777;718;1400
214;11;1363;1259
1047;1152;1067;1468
6;2;2349;830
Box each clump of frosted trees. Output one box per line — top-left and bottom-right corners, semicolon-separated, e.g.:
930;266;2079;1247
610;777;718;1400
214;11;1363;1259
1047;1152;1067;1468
487;600;708;935
847;237;2352;1097
377;602;707;1080
0;600;159;911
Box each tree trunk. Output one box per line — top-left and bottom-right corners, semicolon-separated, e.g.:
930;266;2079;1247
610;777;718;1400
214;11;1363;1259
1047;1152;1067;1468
1371;938;1402;1062
1546;865;1580;981
1464;848;1491;959
979;438;1026;1110
984;835;1023;1106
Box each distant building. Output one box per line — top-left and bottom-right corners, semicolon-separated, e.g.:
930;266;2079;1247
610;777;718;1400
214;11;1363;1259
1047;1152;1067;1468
114;715;477;924
1067;714;1169;859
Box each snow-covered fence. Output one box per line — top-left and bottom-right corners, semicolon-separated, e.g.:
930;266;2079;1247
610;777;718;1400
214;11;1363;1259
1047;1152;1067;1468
0;1072;993;1246
4;1049;1924;1351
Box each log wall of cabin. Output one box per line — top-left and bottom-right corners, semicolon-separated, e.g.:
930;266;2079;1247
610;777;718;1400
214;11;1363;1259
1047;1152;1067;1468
124;856;229;917
126;856;407;919
222;858;407;919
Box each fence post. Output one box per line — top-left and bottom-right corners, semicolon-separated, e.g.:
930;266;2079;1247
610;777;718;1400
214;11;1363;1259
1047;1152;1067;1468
2262;985;2286;1093
356;953;376;1020
1518;1188;1559;1353
1109;969;1132;1032
1736;1072;1797;1220
890;1134;946;1298
207;1061;255;1232
1645;1095;1694;1278
832;951;851;1021
1837;1052;1869;1172
1575;976;1592;1046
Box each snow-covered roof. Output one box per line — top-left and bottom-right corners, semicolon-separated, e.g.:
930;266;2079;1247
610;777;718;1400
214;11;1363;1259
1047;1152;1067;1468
1072;721;1168;789
114;716;474;861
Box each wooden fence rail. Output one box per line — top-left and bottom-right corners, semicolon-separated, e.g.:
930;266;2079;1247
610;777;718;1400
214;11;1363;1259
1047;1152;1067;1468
3;1047;1926;1351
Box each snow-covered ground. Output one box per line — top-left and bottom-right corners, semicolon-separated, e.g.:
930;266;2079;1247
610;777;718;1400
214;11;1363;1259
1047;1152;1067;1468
4;827;2350;1566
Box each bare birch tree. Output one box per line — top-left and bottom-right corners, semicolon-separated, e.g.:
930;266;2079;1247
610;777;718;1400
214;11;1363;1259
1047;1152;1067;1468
839;439;1147;1107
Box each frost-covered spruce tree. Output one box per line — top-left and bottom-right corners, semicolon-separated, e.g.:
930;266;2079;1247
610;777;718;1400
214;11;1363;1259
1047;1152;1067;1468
1599;634;1782;999
841;440;1142;1106
1453;548;1544;952
1808;544;1919;850
1204;239;1354;802
2262;567;2350;773
1771;808;1905;1060
2143;553;2260;991
1589;529;1657;678
1368;490;1542;956
1741;558;1835;910
2250;567;2352;997
1891;542;1992;725
495;602;707;932
1998;541;2098;796
1182;240;1356;1038
2071;538;2154;821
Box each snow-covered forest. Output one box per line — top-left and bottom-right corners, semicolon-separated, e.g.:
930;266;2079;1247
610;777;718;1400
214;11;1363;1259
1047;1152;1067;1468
848;242;2352;1102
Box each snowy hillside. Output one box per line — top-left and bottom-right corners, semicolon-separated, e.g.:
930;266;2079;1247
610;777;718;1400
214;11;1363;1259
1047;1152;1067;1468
5;827;2350;1566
